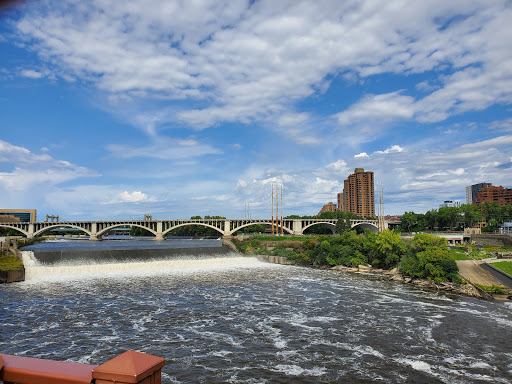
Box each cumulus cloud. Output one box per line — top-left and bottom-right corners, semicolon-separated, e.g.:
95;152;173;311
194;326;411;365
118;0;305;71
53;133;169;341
234;135;512;216
375;145;404;154
335;92;415;126
0;140;100;213
20;69;44;79
118;191;155;203
0;140;98;191
12;0;512;142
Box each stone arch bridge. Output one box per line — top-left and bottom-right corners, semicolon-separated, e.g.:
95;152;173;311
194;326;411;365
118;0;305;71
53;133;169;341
0;218;386;241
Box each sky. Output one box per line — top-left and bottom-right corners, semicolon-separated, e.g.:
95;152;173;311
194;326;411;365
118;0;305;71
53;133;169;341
0;0;511;221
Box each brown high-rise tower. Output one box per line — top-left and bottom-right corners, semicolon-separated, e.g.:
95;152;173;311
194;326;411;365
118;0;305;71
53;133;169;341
342;168;375;217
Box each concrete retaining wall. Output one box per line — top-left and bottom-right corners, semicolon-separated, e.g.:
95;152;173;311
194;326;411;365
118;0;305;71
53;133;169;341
0;269;25;283
471;234;512;247
258;255;292;265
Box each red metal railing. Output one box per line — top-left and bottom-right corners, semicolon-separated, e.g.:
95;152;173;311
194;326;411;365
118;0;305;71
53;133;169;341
0;350;164;384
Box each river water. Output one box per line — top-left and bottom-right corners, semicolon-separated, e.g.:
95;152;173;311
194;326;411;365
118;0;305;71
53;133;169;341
1;238;511;383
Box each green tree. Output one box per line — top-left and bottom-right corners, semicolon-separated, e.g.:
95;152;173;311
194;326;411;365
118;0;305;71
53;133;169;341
130;226;152;236
460;204;483;227
424;209;438;230
371;230;406;269
400;211;417;232
400;233;459;283
437;207;460;230
481;202;500;222
410;233;448;251
335;213;351;234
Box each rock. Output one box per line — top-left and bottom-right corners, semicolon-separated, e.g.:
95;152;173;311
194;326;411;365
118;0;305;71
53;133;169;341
404;277;412;283
358;265;371;271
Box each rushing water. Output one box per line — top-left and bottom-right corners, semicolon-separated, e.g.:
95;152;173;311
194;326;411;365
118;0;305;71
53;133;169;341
1;239;511;383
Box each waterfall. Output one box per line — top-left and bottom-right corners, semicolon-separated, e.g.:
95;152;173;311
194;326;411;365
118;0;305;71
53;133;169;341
19;249;271;282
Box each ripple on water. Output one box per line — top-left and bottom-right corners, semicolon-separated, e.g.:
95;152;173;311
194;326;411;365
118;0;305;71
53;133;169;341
1;257;511;383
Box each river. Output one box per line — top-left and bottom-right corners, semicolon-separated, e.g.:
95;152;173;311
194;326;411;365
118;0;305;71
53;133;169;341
1;238;511;383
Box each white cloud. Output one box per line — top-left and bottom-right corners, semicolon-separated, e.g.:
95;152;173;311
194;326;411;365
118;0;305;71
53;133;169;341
488;118;512;132
13;0;512;138
375;145;404;154
191;195;230;201
0;140;98;191
335;91;415;126
118;191;154;203
20;69;44;79
107;136;221;160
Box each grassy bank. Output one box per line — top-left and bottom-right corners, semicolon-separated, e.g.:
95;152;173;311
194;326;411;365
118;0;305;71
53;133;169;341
475;283;508;295
491;261;512;276
0;252;24;271
448;247;492;261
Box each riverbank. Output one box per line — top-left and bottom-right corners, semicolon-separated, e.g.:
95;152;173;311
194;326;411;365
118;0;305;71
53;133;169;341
231;233;512;301
259;253;493;299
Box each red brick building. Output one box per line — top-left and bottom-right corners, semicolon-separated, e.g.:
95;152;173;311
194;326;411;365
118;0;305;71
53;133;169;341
318;202;337;216
474;185;512;206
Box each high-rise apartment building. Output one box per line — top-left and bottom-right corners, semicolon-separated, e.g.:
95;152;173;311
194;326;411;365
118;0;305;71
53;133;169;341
474;185;512;206
466;182;491;204
342;168;375;217
337;193;344;212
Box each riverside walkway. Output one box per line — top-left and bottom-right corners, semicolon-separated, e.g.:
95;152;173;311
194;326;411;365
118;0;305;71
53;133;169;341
456;259;512;288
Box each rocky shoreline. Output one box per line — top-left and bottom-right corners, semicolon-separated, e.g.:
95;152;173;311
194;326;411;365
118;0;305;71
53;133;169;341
330;264;491;299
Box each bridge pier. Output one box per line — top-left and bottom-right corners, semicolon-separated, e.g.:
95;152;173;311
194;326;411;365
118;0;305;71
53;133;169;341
155;233;165;241
292;219;303;235
89;234;102;241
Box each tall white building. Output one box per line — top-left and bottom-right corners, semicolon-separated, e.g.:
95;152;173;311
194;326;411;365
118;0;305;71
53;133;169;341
466;182;491;204
439;200;460;208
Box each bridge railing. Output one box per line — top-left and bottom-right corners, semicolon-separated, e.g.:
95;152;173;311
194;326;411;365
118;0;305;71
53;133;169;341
0;350;164;384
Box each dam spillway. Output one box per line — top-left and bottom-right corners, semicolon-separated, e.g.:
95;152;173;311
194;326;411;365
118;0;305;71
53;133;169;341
19;237;261;282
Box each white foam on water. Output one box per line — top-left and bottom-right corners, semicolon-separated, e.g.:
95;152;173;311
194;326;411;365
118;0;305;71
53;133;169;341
273;364;327;377
45;239;74;242
20;250;39;267
469;361;494;370
396;358;434;374
20;255;276;283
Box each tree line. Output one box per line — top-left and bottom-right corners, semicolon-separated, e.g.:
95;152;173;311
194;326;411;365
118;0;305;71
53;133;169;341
234;231;460;284
400;202;512;232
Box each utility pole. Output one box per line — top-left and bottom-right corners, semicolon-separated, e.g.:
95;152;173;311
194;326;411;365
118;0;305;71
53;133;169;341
377;182;385;232
271;184;274;235
280;184;283;235
276;184;279;236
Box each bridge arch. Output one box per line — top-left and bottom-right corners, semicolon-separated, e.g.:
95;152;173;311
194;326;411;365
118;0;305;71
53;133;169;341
231;221;293;235
0;224;29;237
34;224;93;237
162;223;224;237
351;222;378;233
97;224;156;237
302;222;336;235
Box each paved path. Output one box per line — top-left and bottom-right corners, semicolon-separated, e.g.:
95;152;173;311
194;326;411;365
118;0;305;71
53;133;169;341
456;260;512;288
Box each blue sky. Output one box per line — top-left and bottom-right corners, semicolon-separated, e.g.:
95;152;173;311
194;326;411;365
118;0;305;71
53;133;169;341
1;0;511;220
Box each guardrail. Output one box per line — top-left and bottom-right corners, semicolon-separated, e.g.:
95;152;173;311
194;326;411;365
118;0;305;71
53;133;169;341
0;350;164;384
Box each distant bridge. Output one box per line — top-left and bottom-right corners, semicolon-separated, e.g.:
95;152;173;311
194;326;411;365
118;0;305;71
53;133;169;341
0;218;386;240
